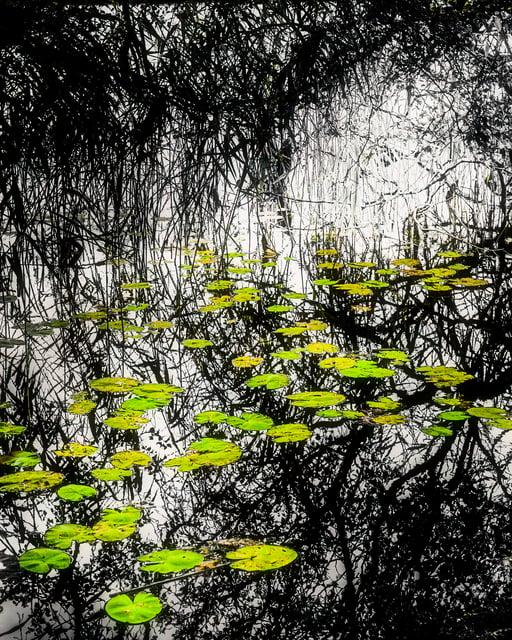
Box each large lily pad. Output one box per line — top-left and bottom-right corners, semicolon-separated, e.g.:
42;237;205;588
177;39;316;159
0;450;40;467
44;524;95;549
19;548;72;574
53;443;98;458
226;412;274;431
163;438;242;472
0;422;26;437
226;544;298;571
266;423;312;442
105;592;162;625
89;377;140;393
57;484;97;502
0;470;64;493
245;373;289;390
287;391;346;408
110;450;152;469
138;549;204;573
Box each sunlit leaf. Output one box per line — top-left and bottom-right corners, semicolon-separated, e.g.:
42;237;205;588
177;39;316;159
120;282;152;290
0;422;25;437
163;438;242;472
44;524;94;549
340;360;395;379
226;544;297;571
231;355;264;368
438;410;470;421
100;506;142;525
105;592;162;625
267;423;312;442
371;414;406;425
91;522;137;542
67;399;97;415
374;349;409;363
138;549;204;574
90;468;133;482
266;304;293;313
19;548;71;574
53;443;98;458
304;342;338;354
120;397;169;411
194;410;229;424
89;377;140;393
110;450;151;469
0;470;64;493
271;350;302;360
182;339;214;348
466;407;507;419
57;484;97;502
422;425;454;437
132;383;184;399
287;391;346;408
366;396;401;411
318;356;357;370
0;450;40;467
226;412;274;431
245;373;289;390
488;418;512;430
103;415;148;430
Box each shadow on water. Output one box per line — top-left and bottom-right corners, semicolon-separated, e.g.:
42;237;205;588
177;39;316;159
1;3;512;640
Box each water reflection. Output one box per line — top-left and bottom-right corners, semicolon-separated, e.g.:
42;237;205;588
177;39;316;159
1;207;512;639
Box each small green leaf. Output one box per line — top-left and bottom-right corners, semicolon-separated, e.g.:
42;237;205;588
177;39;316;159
286;391;346;408
438;410;469;421
138;549;204;574
182;339;213;348
105;592;162;624
226;544;297;571
0;470;64;493
422;425;454;437
19;548;71;574
267;423;312;442
245;373;289;390
89;377;140;393
91;468;133;482
57;484;97;503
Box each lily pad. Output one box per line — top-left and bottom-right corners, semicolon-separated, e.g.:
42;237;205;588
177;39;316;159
138;549;205;573
339;360;395;379
44;524;95;549
466;407;507;419
53;443;98;458
89;377;140;393
110;450;151;469
131;383;184;399
271;350;302;361
226;412;274;431
226;544;297;571
105;592;162;624
91;468;133;482
19;548;72;574
231;355;264;368
0;422;25;437
194;410;229;424
0;450;40;467
182;339;213;348
287;391;346;408
438;410;470;421
0;470;64;493
67;399;97;415
57;484;97;502
245;373;289;390
163;438;242;472
267;423;312;442
422;425;454;437
304;342;338;354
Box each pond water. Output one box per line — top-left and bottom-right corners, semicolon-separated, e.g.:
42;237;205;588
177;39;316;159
1;96;512;640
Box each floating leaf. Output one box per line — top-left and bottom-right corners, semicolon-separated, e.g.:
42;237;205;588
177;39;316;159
19;548;71;574
100;506;142;525
194;410;229;424
282;292;306;300
488;418;512;430
0;470;64;493
163;438;242;472
438;410;470;421
267;423;312;442
466;407;507;419
138;549;205;574
0;422;25;437
104;415;148;430
287;391;346;408
274;326;307;336
333;283;373;296
417;366;474;387
120;282;152;290
304;342;338;354
231;355;264;368
110;450;151;469
91;468;132;482
105;592;162;625
266;304;293;313
67;399;97;415
371;414;406;425
57;484;97;502
271;350;302;361
245;373;289;390
449;277;489;288
182;339;213;348
53;443;98;458
422;425;454;437
120;397;169;412
0;450;40;467
340;360;395;379
318;356;357;371
367;396;401;411
91;522;137;542
313;278;339;286
89;377;140;393
205;279;233;291
132;383;184;399
226;544;297;571
433;397;463;407
374;349;409;363
226;412;274;431
44;524;94;549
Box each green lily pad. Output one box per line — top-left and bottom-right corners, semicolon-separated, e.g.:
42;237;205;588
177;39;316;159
110;450;151;469
91;468;133;482
120;282;152;290
100;506;142;525
225;412;274;431
226;544;297;571
438;410;470;421
53;443;98;458
286;391;346;408
120;397;169;412
131;383;184;399
339;360;395;379
57;484;97;502
466;407;507;419
245;373;289;390
422;425;454;437
271;350;302;361
194;410;229;424
163;438;242;472
89;377;140;393
417;366;474;388
105;592;162;625
91;522;137;542
0;450;40;467
67;399;97;415
266;304;294;313
0;422;26;437
19;548;72;574
374;349;409;363
489;418;512;430
182;339;213;348
103;415;148;430
0;470;64;493
44;524;95;549
138;549;204;573
371;414;406;425
266;423;312;442
318;357;358;370
367;396;401;411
